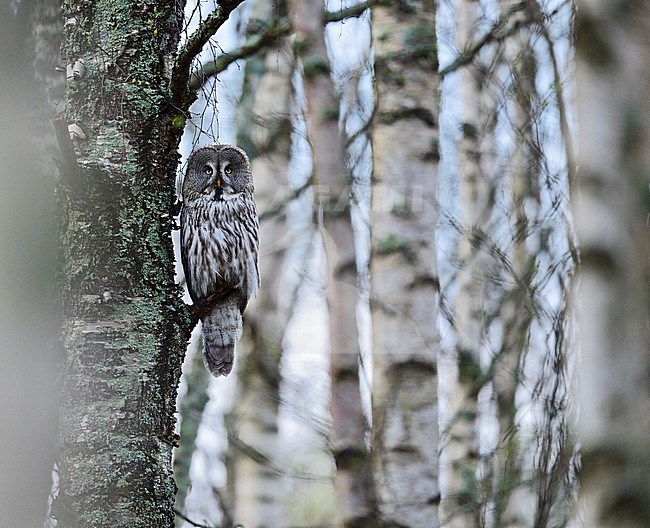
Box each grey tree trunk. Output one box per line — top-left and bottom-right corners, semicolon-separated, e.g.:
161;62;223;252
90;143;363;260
370;2;441;526
227;2;294;524
574;3;650;527
440;1;499;524
288;0;377;525
52;1;243;526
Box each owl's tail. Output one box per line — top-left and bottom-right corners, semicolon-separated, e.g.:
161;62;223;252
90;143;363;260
201;297;243;377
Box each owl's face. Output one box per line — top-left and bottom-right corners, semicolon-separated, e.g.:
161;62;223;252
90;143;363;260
183;145;253;203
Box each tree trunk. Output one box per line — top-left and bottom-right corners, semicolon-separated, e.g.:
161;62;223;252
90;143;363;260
440;1;500;525
51;1;244;525
227;2;294;525
491;10;537;525
288;1;376;525
370;2;441;526
574;3;650;527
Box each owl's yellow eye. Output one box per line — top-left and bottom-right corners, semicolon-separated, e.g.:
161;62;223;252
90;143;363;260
224;166;233;175
204;166;213;175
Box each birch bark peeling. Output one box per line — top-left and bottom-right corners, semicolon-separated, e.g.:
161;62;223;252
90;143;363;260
371;3;440;526
288;1;376;525
574;3;650;527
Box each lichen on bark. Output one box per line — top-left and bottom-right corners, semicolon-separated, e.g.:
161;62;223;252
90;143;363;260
53;1;195;526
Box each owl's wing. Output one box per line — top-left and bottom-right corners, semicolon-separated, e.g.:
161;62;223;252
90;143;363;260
180;208;199;306
184;251;242;311
200;282;241;312
238;250;260;313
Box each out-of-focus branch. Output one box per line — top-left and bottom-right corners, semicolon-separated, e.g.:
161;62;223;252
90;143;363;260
531;1;576;185
439;2;536;77
258;178;311;223
174;508;217;528
325;0;376;22
189;1;376;90
189;18;290;90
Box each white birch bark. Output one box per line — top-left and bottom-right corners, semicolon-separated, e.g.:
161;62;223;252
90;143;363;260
440;2;499;525
574;2;650;527
288;1;376;524
229;4;294;525
370;3;440;526
491;16;537;527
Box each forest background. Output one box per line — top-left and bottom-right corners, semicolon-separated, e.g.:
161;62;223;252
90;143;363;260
0;0;648;527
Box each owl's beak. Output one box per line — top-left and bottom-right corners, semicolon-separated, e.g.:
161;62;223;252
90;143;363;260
216;177;222;188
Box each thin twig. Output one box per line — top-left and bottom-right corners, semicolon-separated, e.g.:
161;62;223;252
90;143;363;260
174;508;218;528
439;2;533;77
189;1;376;90
189;19;290;90
171;1;245;106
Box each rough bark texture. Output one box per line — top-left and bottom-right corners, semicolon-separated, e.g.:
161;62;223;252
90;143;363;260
574;2;650;527
288;0;377;525
370;2;440;527
51;1;232;525
227;2;293;525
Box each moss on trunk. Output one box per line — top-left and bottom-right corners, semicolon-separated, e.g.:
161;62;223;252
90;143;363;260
53;1;195;526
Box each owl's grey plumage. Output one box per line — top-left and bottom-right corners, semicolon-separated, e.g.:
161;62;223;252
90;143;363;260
180;145;259;377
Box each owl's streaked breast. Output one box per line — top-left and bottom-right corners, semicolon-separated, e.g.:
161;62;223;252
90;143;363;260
181;194;259;302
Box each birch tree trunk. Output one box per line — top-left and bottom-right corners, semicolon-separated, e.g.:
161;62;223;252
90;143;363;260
441;1;499;525
370;2;440;526
227;2;294;524
491;14;537;526
288;1;376;525
52;1;243;525
574;3;650;527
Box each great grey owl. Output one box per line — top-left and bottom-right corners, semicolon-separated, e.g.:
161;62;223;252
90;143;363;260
180;145;259;377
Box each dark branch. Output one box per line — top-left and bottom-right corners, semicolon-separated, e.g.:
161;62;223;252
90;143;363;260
439;2;535;77
189;18;290;91
258;178;311;223
188;1;376;91
170;1;245;106
174;508;218;528
325;0;375;23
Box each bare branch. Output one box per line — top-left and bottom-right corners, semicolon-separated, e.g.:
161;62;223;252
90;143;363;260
258;178;311;223
189;18;290;91
170;1;245;106
325;0;375;23
439;2;536;77
531;1;576;185
174;508;218;528
189;1;376;91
